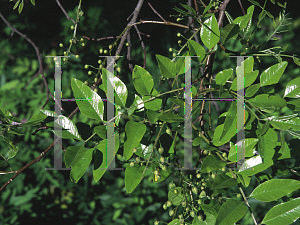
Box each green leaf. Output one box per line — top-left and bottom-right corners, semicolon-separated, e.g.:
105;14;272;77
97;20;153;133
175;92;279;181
237;174;251;188
284;77;300;98
268;115;300;130
93;134;119;181
260;62;288;87
18;0;23;14
70;148;93;183
248;94;286;108
132;65;154;96
215;69;233;85
280;131;285;153
125;164;145;193
231;70;259;91
236;57;254;76
71;78;104;121
30;0;35;6
200;15;220;49
156;55;177;78
201;155;227;173
245;83;260;97
233;5;254;30
213;123;236;147
220;24;240;44
228;138;259;162
169;97;184;107
124;121;146;160
258;127;277;163
249;179;300;202
147;109;161;124
65;145;86;168
101;68;128;107
52;115;82;141
213;174;237;189
13;0;20;10
261;197;300;225
238;155;273;176
152;163;172;183
168;187;184;206
127;94;144;116
167;219;180;225
188;40;206;62
94;125;107;139
215;199;247;225
143;88;162;111
193;212;216;225
157;113;184;123
220;101;237;141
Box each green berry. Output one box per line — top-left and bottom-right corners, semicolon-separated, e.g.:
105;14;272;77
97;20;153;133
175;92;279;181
178;40;181;44
132;148;137;153
117;67;121;73
75;55;79;58
130;162;134;167
154;170;159;176
192;187;198;194
201;186;205;190
156;175;161;180
222;153;227;157
163;204;167;210
177;33;181;37
81;43;85;47
84;81;88;85
197;199;202;205
94;88;98;92
154;221;159;225
178;214;183;219
64;51;67;55
158;147;164;154
196;174;201;178
84;65;88;69
104;50;108;54
203;150;208;155
159;156;165;163
181;201;186;207
169;48;172;52
176;18;180;22
166;128;171;134
162;165;167;171
88;71;92;75
109;45;112;49
94;77;98;83
174;189;178;194
99;49;103;54
190;211;195;218
59;43;63;47
71;25;74;30
198;215;203;221
80;38;84;42
126;43;129;47
169;209;174;216
237;194;242;199
135;157;140;163
211;173;216;179
172;53;176;57
222;167;226;171
98;60;102;64
166;201;172;207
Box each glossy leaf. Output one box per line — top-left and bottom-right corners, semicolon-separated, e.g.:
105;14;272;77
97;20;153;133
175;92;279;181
213;123;236;147
53;115;82;141
93;134;119;181
231;70;259;91
260;62;288;87
101;68;128;107
71;78;104;121
201;155;227;173
200;15;220;49
233;5;254;30
156;55;177;78
157;113;184;123
215;199;247;225
147;109;161;124
215;68;233;85
284;77;300;98
220;23;240;44
124;121;146;160
125;164;145;193
238;155;273;176
188;40;206;62
127;94;144;116
65;145;86;168
220;101;237;141
236;57;254;76
268;116;300;130
249;179;300;202
70;148;93;183
228;138;258;162
248;94;286;108
245;83;260;97
132;65;154;96
143;88;162;111
258;127;277;163
213;174;237;189
261;197;300;225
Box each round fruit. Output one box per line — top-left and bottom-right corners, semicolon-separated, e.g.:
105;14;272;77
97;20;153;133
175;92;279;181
117;67;121;73
158;147;164;154
172;53;176;57
166;201;172;207
178;214;183;219
94;88;98;92
190;211;195;218
169;209;174;216
154;170;159;176
84;81;88;85
162;165;167;171
130;162;134;167
159;156;165;163
221;167;226;171
81;43;85;47
154;221;159;225
84;65;88;69
59;43;63;47
126;43;129;47
156;175;161;180
94;77;98;83
198;215;203;221
222;153;227;157
71;26;74;30
237;194;242;198
203;150;208;155
177;33;181;37
98;60;102;64
181;201;186;207
135;157;140;163
211;173;216;179
192;187;198;194
132;148;137;153
76;55;79;58
99;49;103;54
174;189;178;194
109;45;112;49
166;128;171;134
196;174;201;178
163;204;167;210
104;50;108;54
88;71;92;75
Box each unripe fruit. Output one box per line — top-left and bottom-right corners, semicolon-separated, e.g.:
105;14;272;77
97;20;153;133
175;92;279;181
130;162;134;167
169;48;172;52
99;49;103;54
163;204;167;210
178;40;181;44
94;77;98;83
166;201;172;207
169;209;174;216
162;165;167;171
185;207;189;212
181;201;186;207
201;186;205;190
222;167;226;171
177;33;181;37
198;215;203;221
84;65;88;69
174;189;178;194
81;43;85;47
126;43;129;47
158;147;164;154
237;194;242;199
98;60;102;64
172;53;176;57
104;50;108;54
156;175;161;180
80;38;84;42
190;211;195;218
178;214;183;219
176;18;180;22
75;55;79;58
166;128;171;134
64;51;67;55
192;187;198;194
69;39;72;43
71;25;74;30
196;174;201;178
117;67;121;73
169;182;174;189
203;150;208;155
132;148;137;153
88;71;92;75
222;153;227;157
59;43;63;47
135;157;140;163
84;81;88;85
109;45;112;49
211;173;215;179
159;156;165;163
154;221;159;225
94;88;98;92
154;170;159;176
197;199;202;205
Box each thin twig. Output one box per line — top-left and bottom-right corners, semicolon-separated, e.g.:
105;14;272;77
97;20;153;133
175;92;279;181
55;0;76;24
218;0;230;28
148;2;166;22
134;25;146;68
238;0;246;15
